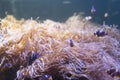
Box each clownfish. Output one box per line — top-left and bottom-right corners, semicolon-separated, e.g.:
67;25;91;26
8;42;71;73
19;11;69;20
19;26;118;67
94;30;107;37
28;51;39;65
69;39;74;47
106;68;120;78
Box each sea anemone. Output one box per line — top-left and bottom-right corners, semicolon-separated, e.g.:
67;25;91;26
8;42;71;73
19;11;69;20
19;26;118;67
0;15;120;80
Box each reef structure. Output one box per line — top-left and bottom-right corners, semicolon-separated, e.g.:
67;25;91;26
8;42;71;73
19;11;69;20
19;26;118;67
0;15;120;80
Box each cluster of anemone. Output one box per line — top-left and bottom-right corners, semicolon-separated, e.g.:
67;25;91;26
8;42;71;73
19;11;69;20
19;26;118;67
0;15;120;80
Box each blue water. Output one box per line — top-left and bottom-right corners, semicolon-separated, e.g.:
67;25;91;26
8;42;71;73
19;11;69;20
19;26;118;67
0;0;120;28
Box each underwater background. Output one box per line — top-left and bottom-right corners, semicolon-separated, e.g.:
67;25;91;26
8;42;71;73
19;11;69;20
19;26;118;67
0;0;120;27
0;0;120;80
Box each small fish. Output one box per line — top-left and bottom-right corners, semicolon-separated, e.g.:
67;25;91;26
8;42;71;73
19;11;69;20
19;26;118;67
69;39;74;47
85;16;92;21
106;68;116;75
94;30;107;37
91;5;96;14
104;13;108;18
106;68;120;78
28;51;39;65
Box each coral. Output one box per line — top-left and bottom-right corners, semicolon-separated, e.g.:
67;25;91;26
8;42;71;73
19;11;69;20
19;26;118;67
0;15;120;80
